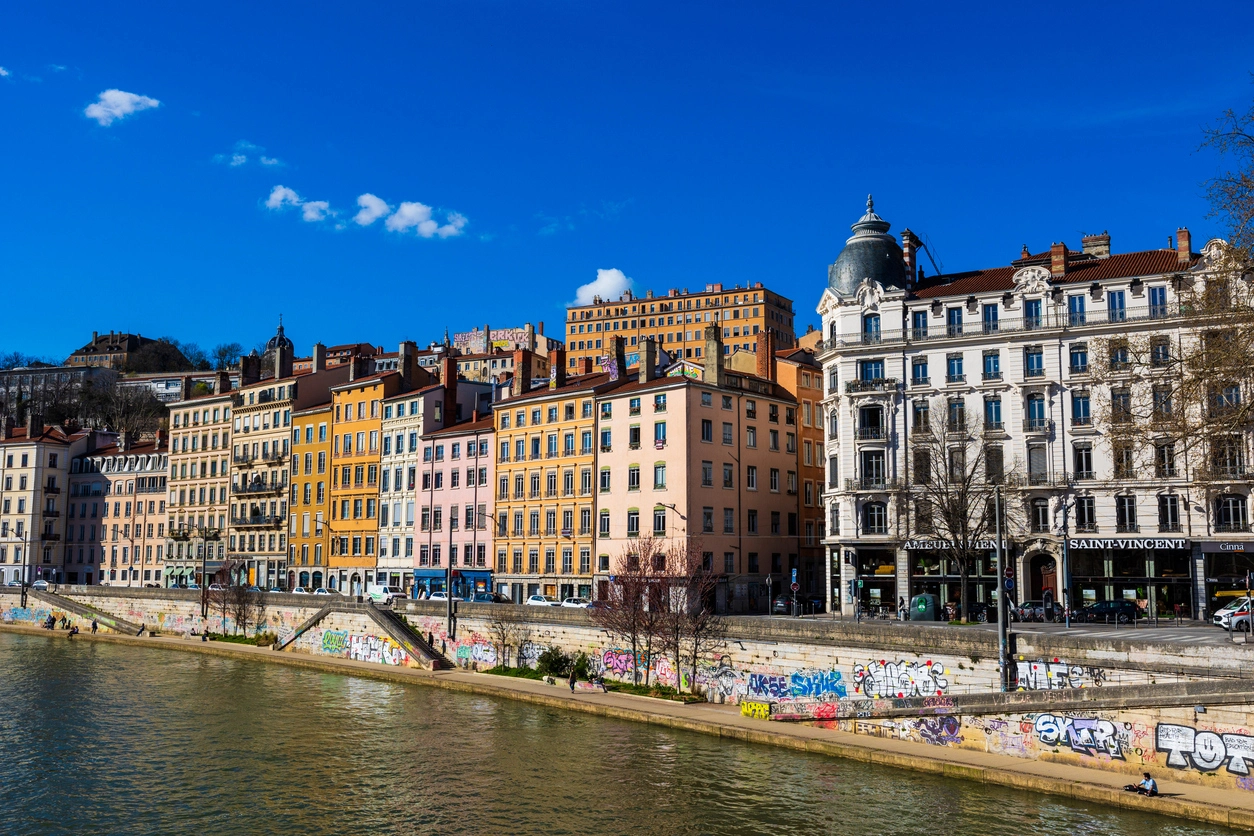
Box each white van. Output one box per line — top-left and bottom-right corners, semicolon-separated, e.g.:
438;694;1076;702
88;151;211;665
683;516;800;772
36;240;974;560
366;584;405;604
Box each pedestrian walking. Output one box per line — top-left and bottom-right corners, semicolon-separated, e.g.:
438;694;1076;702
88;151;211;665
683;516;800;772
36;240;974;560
91;619;98;634
898;597;907;621
568;668;577;692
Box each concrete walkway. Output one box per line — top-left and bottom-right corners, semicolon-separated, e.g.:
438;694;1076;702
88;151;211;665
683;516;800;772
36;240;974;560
5;623;1253;832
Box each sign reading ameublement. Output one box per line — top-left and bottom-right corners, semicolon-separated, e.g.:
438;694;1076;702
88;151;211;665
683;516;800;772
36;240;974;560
904;539;1009;551
1066;538;1188;550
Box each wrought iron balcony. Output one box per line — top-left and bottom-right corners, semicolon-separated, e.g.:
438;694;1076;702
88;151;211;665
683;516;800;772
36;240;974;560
230;515;283;528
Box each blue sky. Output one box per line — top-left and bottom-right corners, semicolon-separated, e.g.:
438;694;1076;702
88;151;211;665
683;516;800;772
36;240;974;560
2;1;1251;360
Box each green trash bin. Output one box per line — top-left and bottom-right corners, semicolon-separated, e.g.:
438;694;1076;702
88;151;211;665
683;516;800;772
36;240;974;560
910;593;944;621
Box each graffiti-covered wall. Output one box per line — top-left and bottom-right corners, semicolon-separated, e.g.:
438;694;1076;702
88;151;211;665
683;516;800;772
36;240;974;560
288;610;421;668
828;704;1254;793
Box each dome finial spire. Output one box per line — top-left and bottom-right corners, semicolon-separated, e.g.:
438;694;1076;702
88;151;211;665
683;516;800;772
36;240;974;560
867;194;874;213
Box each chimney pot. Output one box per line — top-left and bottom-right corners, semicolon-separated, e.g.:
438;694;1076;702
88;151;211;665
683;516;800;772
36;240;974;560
702;325;724;387
1177;228;1192;265
550;348;567;389
639;338;658;384
1081;231;1111;258
1050;242;1069;278
755;331;777;380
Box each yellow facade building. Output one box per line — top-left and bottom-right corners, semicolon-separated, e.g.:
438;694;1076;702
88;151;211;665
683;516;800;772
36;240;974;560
289;402;332;590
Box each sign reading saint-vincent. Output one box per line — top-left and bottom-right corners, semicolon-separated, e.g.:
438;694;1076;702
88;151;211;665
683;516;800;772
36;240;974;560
904;539;1008;551
1066;538;1188;550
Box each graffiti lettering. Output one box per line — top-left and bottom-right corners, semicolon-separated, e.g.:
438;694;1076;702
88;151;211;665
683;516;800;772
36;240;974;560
788;669;848;701
1033;714;1124;759
1156;724;1254;774
853;660;949;698
1015;659;1109;690
321;629;349;654
915;716;962;746
348;634;409;666
747;673;790;701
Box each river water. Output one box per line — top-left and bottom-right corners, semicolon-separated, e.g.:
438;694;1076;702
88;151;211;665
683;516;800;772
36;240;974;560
0;632;1235;835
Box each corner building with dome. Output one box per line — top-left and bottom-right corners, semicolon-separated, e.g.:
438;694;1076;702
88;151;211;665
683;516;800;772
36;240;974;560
815;197;1250;621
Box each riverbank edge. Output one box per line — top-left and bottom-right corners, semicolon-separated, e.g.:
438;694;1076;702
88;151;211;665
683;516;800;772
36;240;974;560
6;623;1251;832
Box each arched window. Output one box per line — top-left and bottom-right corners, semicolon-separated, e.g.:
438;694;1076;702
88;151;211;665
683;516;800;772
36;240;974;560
1216;495;1248;532
862;502;888;534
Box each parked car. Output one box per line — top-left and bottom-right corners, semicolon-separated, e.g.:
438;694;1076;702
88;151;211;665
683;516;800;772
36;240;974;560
427;591;464;602
1013;600;1063;622
468;591;510;604
1077;599;1141;624
267;587;283;593
313;587;334;595
5;580;21;587
289;587;308;594
586;600;611;610
771;595;798;615
525;594;560;606
208;583;226;591
31;580;49;590
561;597;591;608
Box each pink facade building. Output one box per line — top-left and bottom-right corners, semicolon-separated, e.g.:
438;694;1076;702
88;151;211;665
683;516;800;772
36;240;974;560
416;415;495;596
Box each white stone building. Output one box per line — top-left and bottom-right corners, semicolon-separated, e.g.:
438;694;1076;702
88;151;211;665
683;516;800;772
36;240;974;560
817;197;1249;621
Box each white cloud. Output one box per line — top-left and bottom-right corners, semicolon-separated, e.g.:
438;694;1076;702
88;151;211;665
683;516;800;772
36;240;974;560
385;201;433;233
0;67;9;77
84;89;160;126
265;185;302;210
301;201;331;222
215;140;283;167
353;193;391;226
573;268;633;306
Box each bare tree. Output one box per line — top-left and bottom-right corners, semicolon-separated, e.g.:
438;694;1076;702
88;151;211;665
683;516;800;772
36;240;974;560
83;383;166;436
212;342;244;371
906;403;1023;622
229;585;266;636
589;538;667;685
1203;84;1254;265
485;606;531;668
651;540;726;694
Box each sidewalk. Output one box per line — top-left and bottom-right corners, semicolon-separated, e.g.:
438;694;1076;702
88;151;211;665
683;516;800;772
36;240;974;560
5;623;1253;832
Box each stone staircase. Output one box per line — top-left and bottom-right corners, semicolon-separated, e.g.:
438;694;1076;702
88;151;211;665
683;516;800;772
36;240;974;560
31;590;144;635
270;601;451;670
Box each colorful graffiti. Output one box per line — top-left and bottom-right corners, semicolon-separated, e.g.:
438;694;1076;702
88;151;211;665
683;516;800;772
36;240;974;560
1033;713;1125;759
455;642;498;666
348;634;410;666
1016;659;1108;690
916;716;962;746
1157;724;1254;775
321;630;349;654
788;669;847;701
747;673;790;701
853;660;949;698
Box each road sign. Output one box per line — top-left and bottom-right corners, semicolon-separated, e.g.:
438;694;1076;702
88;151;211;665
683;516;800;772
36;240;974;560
791;582;800;592
1004;566;1014;579
1005;578;1015;592
857;579;864;589
791;568;798;584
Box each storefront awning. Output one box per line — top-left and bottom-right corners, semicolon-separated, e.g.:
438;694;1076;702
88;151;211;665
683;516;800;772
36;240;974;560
412;569;448;578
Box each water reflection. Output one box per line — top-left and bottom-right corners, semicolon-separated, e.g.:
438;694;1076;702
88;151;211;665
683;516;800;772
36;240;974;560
0;633;1237;836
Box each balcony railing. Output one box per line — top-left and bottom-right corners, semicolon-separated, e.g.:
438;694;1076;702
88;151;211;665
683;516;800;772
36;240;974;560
230;515;283;528
41;532;60;541
44;486;61;495
983;421;1005;433
1216;521;1251;533
1025;368;1046;378
1159;522;1183;532
982;371;1002;381
1076;522;1098;533
1115;522;1140;533
911;376;931;387
233;454;256;466
1023;418;1052;433
1200;467;1254;482
232;480;288;495
1074;470;1095;481
846;378;897;394
946;373;966;384
856;427;886;440
817;303;1184;353
1070;364;1089;375
844;477;899;491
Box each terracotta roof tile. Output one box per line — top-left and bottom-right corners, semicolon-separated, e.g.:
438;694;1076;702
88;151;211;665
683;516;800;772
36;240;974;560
914;250;1199;299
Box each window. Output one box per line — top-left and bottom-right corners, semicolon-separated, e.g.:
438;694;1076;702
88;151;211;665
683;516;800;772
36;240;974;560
1072;393;1091;426
1070;344;1088;374
1158;495;1181;531
913;400;929;431
946;307;962;336
859;359;884;381
1024;298;1042;330
862;313;881;344
723;508;734;534
982;303;999;334
862;502;887;534
653;464;666;489
983;397;1002;430
912;357;929;386
746;510;757;534
911;309;928;340
1031;498;1050;533
745;426;756;448
1073;444;1094;480
1217;495;1248;532
628;465;640;491
1111;389;1132;424
1110;340;1130;371
1115;495;1138;532
1024;346;1044;378
1113;444;1135;479
746;466;757;490
1151;338;1171;368
701;461;713;487
722;463;734;488
1026;394;1047;431
946;399;965;433
1068;294;1086;326
1149;286;1168;319
982;351;1000;380
1107;289;1126;323
599;468;611;492
626;510;639;537
701;419;713;442
653;507;666;535
946;353;964;383
985;445;1004;484
1153;387;1173;423
1076;496;1097;532
722;423;733;445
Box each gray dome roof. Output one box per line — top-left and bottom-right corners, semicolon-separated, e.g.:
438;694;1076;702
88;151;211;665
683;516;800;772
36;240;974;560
827;196;906;296
265;317;294;352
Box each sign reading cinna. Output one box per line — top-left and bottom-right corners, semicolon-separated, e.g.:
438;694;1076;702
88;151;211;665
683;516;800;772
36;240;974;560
1067;538;1188;550
904;539;1008;551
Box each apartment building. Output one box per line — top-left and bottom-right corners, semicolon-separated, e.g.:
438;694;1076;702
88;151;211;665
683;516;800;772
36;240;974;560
65;330;169;369
492;351;608;603
69;437;168;587
817;196;1247;619
165;390;233;586
289;402;332;590
594;333;800;611
564;283;797;371
416;414;495;596
0;417;100;586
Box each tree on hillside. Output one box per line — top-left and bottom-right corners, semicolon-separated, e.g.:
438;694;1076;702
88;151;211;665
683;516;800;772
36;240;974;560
905;404;1023;623
82;383;166;436
124;339;193;373
212;342;244;371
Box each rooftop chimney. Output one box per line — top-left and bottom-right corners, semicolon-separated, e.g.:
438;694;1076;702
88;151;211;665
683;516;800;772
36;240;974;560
702;325;724;387
440;354;457;424
1177;228;1192;265
638;338;657;384
901;229;922;287
524;322;536;352
180;375;195;401
549;348;567;389
1050;242;1069;278
240;353;262;386
26;411;41;440
512;349;533;397
610;336;627;381
399;341;417;388
1081;231;1111;259
755;330;777;381
482;323;491;353
577;357;594;376
215;371;231;394
275;341;292;380
312;342;327;373
1;415;15;440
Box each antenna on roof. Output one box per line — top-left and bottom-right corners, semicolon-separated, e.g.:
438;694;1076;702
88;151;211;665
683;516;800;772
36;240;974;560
919;234;944;277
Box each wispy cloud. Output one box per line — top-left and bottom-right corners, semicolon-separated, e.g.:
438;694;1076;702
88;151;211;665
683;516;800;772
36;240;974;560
215;140;284;167
573;268;633;305
537;198;631;236
266;187;468;238
264;185;335;224
0;67;9;78
84;89;160;126
353;193;391;226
